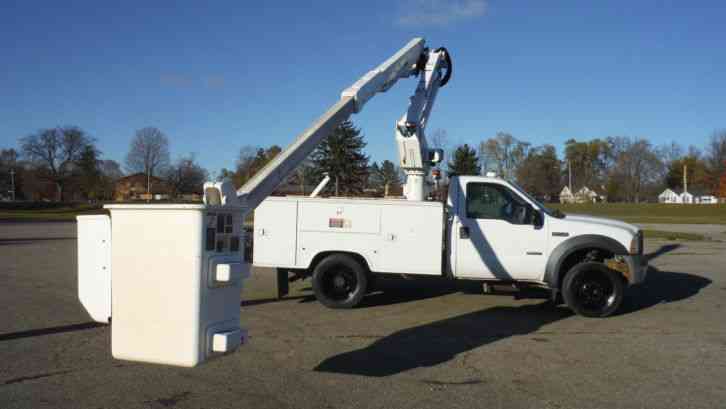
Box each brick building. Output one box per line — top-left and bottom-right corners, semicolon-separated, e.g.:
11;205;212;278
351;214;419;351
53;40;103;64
114;173;171;201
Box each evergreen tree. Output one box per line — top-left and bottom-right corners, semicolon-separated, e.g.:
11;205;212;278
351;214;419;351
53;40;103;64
379;160;401;195
77;144;101;200
285;159;316;195
447;144;480;176
367;162;382;190
311;120;369;196
367;160;401;196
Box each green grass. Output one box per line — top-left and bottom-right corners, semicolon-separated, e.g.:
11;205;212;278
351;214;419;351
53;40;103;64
0;205;105;221
642;229;707;241
550;203;726;224
3;201;725;226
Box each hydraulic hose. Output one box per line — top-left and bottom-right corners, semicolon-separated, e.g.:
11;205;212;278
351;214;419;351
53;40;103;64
436;47;452;87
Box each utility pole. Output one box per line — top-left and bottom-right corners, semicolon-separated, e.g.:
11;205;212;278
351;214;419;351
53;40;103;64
147;170;151;202
9;168;16;201
568;160;572;191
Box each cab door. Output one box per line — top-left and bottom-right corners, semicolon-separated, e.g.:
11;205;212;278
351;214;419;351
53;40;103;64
453;181;547;280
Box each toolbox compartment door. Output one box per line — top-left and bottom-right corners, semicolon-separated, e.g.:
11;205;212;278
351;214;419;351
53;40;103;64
380;203;443;275
253;199;299;267
77;215;112;323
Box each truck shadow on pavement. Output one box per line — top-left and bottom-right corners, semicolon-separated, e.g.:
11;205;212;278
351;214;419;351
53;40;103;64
315;267;710;377
0;322;104;342
0;237;76;246
315;302;571;377
619;266;711;315
360;277;484;307
644;243;681;262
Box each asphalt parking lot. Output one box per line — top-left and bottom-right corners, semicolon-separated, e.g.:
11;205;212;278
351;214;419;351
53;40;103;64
1;221;725;409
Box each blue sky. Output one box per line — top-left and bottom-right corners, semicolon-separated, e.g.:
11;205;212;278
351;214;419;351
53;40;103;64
1;1;724;176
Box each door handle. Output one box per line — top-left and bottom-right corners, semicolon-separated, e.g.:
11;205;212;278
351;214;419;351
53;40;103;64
459;226;470;239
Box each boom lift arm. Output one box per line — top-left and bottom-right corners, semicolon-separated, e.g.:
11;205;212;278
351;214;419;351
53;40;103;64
207;38;451;209
396;47;451;200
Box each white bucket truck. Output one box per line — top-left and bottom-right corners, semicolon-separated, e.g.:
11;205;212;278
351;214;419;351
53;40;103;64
255;174;648;318
77;37;647;367
250;37;647;319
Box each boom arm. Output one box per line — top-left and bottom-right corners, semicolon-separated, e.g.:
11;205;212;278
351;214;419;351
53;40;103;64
207;38;449;211
233;96;357;211
231;38;431;210
396;47;451;201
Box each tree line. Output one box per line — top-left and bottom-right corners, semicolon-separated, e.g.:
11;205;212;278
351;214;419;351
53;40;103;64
3;121;725;203
442;129;726;202
219;120;402;197
0;120;399;202
0;126;207;201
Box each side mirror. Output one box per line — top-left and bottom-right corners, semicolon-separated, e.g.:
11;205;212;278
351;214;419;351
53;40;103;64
532;207;544;229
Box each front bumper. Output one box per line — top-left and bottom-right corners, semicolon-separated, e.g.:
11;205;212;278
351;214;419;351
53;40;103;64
624;254;648;285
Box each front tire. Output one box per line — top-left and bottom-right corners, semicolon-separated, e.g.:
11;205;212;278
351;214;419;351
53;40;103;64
312;254;368;309
562;262;624;318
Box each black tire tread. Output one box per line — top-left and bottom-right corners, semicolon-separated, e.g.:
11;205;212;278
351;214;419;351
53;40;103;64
562;261;624;318
311;254;368;309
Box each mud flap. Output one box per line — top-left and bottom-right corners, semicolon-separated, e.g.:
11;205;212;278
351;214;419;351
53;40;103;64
277;268;289;299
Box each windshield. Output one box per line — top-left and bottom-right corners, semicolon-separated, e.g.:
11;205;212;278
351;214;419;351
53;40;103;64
508;181;564;218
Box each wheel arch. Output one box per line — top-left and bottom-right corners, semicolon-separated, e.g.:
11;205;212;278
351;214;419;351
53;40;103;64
544;234;628;289
308;251;372;274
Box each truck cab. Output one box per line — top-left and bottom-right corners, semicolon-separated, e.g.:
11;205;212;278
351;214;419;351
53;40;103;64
448;175;647;316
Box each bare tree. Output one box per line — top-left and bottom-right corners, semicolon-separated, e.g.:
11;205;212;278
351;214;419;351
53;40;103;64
479;132;530;179
20;126;94;200
165;154;208;197
706;129;726;191
235;145;282;187
516;144;561;200
608;137;663;203
125;127;170;194
98;159;123;200
658;141;683;164
564;138;611;191
234;145;261;187
99;160;123;180
429;128;449;157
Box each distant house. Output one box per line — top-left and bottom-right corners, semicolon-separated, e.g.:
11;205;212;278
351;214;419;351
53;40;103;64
697;195;718;204
658;188;714;204
658;188;680;203
575;186;598;203
561;186;605;204
559;186;574;204
114;173;171;201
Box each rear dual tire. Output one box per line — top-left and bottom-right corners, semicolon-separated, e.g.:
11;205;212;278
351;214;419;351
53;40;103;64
312;254;368;309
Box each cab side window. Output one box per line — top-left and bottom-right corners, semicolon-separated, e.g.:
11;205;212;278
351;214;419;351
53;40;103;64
466;183;531;224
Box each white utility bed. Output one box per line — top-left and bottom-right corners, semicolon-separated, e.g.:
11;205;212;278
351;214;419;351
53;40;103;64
253;196;444;276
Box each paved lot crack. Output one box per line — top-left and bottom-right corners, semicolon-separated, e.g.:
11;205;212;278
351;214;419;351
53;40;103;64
3;369;75;385
146;391;192;408
2;363;126;386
